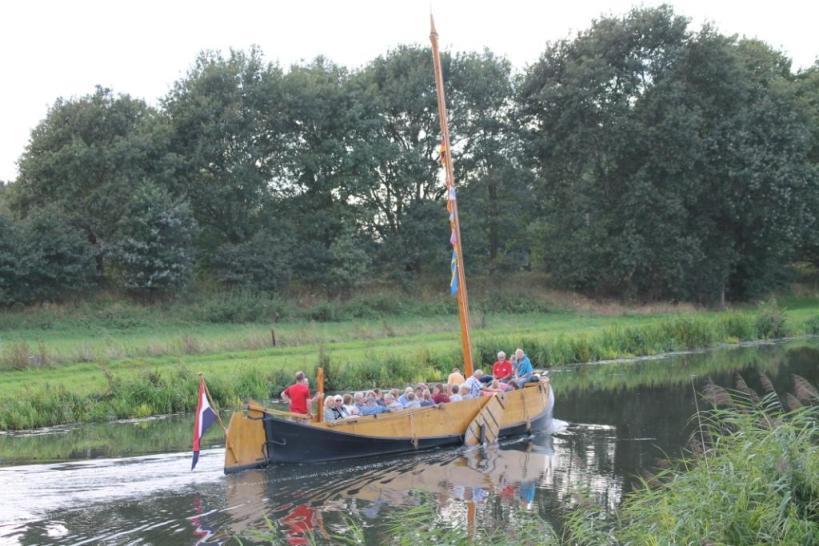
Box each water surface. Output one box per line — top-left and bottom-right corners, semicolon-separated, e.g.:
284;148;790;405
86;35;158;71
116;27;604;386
1;339;817;544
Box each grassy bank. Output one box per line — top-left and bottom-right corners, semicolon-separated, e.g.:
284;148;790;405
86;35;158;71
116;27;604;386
1;290;818;430
565;383;819;544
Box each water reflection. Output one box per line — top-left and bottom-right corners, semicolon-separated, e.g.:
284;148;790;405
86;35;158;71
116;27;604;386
218;433;574;544
1;339;817;545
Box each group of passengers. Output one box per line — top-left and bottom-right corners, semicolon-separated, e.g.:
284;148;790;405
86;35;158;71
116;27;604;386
282;348;537;422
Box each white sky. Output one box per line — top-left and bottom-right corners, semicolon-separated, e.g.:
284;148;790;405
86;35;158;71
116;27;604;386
1;0;817;183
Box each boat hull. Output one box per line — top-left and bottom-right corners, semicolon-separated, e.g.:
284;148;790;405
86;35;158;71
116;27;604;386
263;399;551;464
224;380;552;472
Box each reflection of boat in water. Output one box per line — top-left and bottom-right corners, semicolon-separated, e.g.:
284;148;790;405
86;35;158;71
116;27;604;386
222;16;553;473
342;436;554;508
223;436;555;540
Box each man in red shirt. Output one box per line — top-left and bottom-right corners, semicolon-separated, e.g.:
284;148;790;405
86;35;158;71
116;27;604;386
492;351;514;382
281;371;320;416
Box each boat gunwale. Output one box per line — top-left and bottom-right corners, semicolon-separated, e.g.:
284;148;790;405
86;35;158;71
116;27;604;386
261;381;549;441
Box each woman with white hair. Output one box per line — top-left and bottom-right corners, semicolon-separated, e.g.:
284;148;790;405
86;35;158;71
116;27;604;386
323;396;338;422
491;350;514;382
511;347;534;388
334;395;348;419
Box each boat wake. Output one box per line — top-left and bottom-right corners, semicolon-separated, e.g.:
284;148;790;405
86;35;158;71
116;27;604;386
0;448;224;544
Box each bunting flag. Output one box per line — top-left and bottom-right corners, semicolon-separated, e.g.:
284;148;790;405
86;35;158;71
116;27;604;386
191;376;218;470
447;185;459;297
450;249;459;296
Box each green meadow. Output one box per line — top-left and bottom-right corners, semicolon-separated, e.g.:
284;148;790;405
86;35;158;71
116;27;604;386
1;291;818;430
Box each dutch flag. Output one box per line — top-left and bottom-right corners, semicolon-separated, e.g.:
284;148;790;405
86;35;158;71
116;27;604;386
191;376;218;470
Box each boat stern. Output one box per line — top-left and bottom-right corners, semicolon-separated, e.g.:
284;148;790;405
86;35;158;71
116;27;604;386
224;401;268;474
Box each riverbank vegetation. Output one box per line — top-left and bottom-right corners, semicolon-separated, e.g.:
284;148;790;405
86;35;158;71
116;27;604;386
565;379;819;544
1;289;817;430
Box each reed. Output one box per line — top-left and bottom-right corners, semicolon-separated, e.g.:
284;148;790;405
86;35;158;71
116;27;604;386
0;342;32;370
564;379;819;544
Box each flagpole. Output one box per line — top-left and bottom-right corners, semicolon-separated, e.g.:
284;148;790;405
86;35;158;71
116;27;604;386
430;14;475;377
199;373;227;433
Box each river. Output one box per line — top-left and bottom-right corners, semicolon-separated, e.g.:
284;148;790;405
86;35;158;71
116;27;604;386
1;339;817;544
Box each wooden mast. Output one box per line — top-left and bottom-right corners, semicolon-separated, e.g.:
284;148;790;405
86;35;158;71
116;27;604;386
430;15;475;376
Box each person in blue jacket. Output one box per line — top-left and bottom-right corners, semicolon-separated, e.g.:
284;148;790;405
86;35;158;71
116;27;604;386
512;348;533;388
360;396;388;416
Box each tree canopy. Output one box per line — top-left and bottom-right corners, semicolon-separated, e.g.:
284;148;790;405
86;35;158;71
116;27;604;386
6;6;818;305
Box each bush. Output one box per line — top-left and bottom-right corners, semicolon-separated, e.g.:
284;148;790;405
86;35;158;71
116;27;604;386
0;209;97;306
211;228;293;292
804;315;819;335
755;300;790;338
108;183;197;294
193;292;286;323
719;313;757;340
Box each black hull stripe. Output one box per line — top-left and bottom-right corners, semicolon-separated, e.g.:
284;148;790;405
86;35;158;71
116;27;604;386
258;408;551;465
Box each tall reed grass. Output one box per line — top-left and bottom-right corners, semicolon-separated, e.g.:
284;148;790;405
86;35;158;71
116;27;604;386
474;308;794;368
565;377;819;544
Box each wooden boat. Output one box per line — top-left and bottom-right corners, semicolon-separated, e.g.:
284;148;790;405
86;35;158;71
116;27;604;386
224;380;552;472
222;16;554;474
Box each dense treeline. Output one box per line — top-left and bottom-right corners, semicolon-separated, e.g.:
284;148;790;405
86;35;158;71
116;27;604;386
1;6;817;306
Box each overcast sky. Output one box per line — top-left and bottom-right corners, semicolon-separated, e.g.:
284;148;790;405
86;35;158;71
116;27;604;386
1;0;817;183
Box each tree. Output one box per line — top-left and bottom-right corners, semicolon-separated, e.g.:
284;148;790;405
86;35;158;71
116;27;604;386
163;48;285;251
449;50;533;275
276;57;366;287
0;182;10;215
22;207;98;302
108;183;197;294
519;6;816;302
351;46;522;276
0;214;21;305
326;225;372;295
13;87;169;276
0;208;96;305
210;221;294;292
793;61;819;267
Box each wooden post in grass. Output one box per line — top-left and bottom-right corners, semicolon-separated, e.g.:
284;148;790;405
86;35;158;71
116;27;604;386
271;329;277;347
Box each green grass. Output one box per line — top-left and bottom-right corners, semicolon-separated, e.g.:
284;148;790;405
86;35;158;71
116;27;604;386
1;292;817;430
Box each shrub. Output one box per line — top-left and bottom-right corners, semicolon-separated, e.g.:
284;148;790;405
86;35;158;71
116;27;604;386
804;315;819;335
719;313;757;340
211;228;293;292
108;183;197;294
194;292;286;323
755;300;789;338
